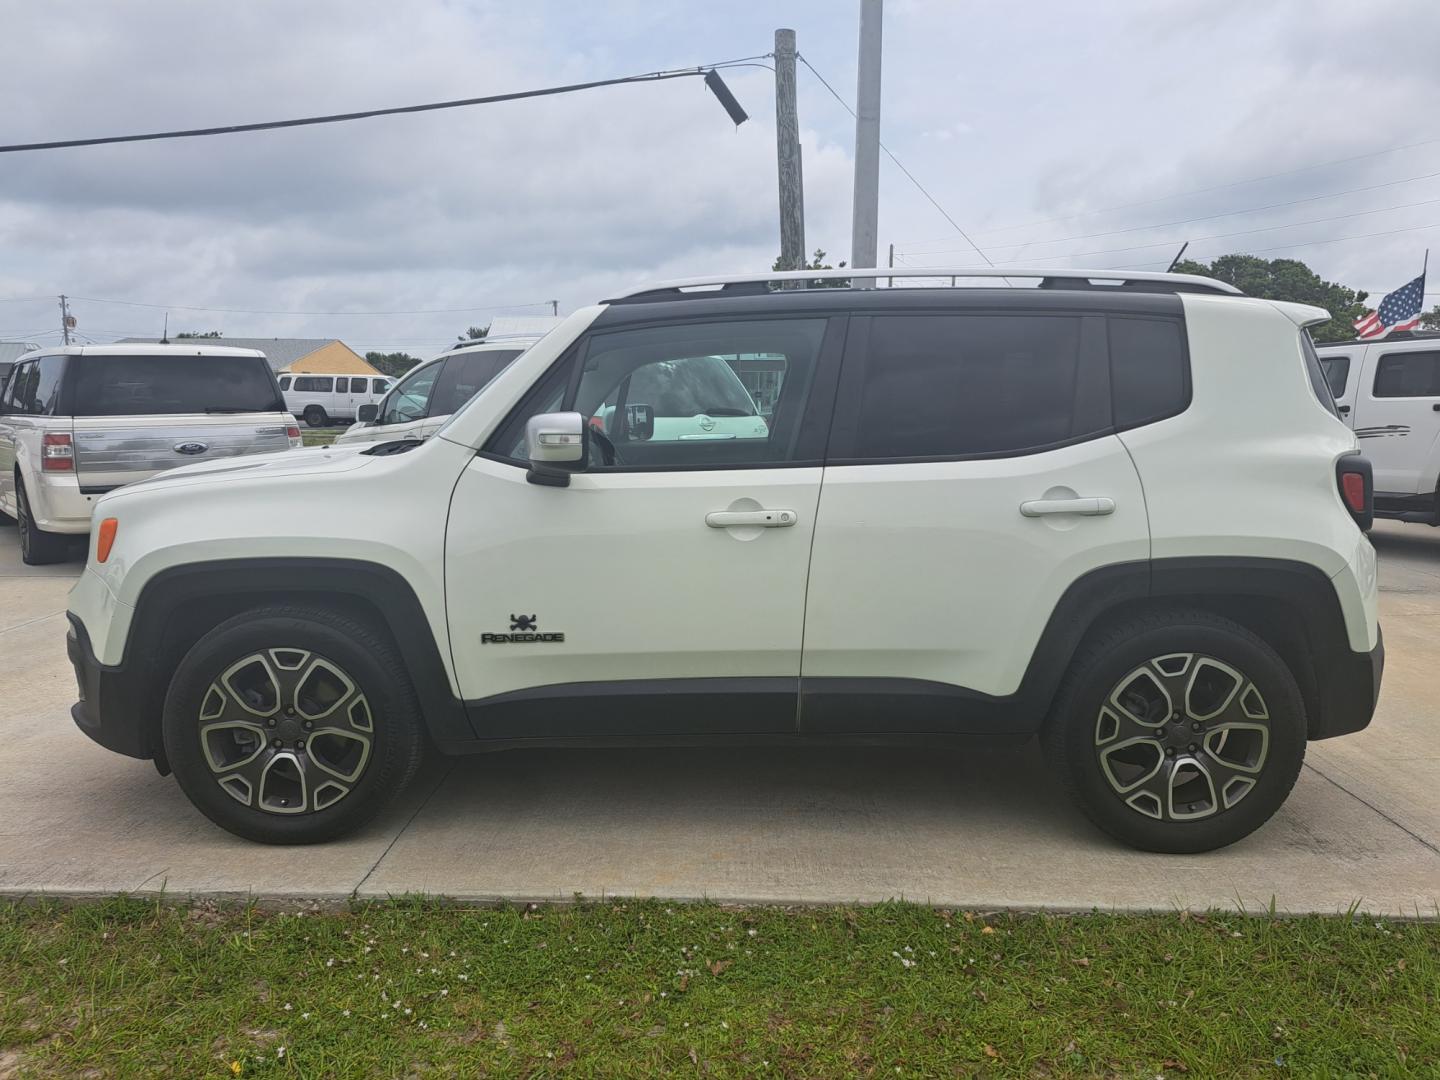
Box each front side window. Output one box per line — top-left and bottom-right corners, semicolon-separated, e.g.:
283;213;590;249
429;349;523;417
489;318;828;469
1373;350;1440;397
70;355;284;416
372;378;389;395
845;314;1098;460
1316;353;1351;398
379;361;441;425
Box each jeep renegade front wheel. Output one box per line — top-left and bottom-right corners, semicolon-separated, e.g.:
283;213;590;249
1042;610;1306;853
162;605;426;844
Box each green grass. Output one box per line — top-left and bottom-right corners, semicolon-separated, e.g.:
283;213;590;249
300;429;341;447
2;899;1436;1078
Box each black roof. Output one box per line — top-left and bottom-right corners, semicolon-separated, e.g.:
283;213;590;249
591;286;1184;330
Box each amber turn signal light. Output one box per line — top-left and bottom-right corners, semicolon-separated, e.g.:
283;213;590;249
96;518;118;563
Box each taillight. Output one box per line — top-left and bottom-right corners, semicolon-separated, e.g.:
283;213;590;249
42;432;74;471
1336;453;1373;532
286;425;301;445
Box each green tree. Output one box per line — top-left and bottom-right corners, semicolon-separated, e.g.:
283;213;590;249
364;351;421;377
1172;255;1368;343
457;325;489;342
176;330;222;339
771;248;849;288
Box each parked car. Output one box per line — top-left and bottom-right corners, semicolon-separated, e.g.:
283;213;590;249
279;373;392;427
0;344;300;564
590;354;770;442
333;338;537;447
1316;332;1440;524
66;268;1382;852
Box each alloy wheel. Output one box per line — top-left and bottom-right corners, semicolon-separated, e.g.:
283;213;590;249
197;648;374;815
1094;652;1271;822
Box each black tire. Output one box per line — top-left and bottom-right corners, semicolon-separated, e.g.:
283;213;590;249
16;479;71;565
1042;609;1306;853
162;605;426;844
303;406;328;428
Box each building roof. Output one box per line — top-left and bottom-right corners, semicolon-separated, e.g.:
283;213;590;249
0;341;39;365
117;336;346;372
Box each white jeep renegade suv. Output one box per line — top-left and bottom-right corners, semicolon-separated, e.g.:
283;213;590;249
65;268;1383;852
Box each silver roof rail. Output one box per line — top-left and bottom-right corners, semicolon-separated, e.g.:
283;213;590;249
611;266;1242;301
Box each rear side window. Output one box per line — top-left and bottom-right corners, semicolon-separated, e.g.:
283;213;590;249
1317;353;1351;397
278;376;291;390
6;355;67;415
335;377;350;393
69;355;284;416
1109;317;1188;429
845;314;1100;459
1373;350;1440;397
293;376;334;393
429;349;522;416
1299;335;1340;417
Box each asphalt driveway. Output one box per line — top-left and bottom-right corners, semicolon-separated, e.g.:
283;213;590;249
1;520;1436;914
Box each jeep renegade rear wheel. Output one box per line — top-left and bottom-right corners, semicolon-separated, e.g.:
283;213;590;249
1042;610;1306;853
162;605;426;844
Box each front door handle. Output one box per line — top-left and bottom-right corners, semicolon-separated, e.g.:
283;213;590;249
1020;497;1115;517
705;509;797;528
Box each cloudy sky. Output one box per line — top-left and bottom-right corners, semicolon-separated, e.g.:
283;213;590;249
1;0;1437;356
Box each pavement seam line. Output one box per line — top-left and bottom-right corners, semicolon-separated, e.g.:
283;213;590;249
1302;760;1440;858
0;610;63;636
353;761;456;895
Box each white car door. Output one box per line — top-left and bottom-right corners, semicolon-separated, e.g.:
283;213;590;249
444;313;844;738
1348;344;1440;495
800;310;1152;732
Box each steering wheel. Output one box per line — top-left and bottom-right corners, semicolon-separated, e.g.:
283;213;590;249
589;426;621;466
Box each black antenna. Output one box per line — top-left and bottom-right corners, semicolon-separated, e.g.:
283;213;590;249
1166;241;1190;272
161;312;169;344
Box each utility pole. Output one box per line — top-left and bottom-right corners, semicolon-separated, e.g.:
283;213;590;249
850;0;883;287
549;300;559;316
58;294;73;345
774;28;806;279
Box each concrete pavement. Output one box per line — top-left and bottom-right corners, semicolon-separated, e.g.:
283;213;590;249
1;519;1436;914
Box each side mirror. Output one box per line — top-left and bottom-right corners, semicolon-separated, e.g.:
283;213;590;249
357;403;379;423
525;411;587;487
624;402;654;441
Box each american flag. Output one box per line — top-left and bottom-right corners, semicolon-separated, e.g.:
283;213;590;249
1354;269;1427;339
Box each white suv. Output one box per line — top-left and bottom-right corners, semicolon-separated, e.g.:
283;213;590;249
65;269;1383;852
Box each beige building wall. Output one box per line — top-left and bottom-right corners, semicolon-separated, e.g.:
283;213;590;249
284;341;379;375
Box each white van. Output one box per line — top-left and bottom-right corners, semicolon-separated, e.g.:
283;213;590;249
1317;332;1440;524
279;373;393;427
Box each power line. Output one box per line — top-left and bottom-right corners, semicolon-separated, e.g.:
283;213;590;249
64;295;558;316
795;53;995;267
898;133;1440;245
901;168;1440;258
0;56;768;154
909;194;1440;264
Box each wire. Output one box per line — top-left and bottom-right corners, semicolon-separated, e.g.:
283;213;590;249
898;133;1440;245
0;296;54;304
64;295;557;316
796;53;995;268
902;168;1440;258
0;55;770;154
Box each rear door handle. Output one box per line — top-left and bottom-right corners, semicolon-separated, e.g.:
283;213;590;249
705;509;797;528
1020;497;1115;517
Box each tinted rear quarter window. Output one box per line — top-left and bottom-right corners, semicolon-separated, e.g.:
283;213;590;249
70;355;284;416
1109;317;1188;429
849;314;1096;459
1373;350;1440;397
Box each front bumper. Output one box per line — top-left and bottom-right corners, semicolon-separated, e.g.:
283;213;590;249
1310;625;1385;740
67;613;154;761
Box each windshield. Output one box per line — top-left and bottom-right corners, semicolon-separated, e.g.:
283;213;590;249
70;354;285;416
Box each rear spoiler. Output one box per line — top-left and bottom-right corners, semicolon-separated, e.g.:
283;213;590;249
1267;300;1331;330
